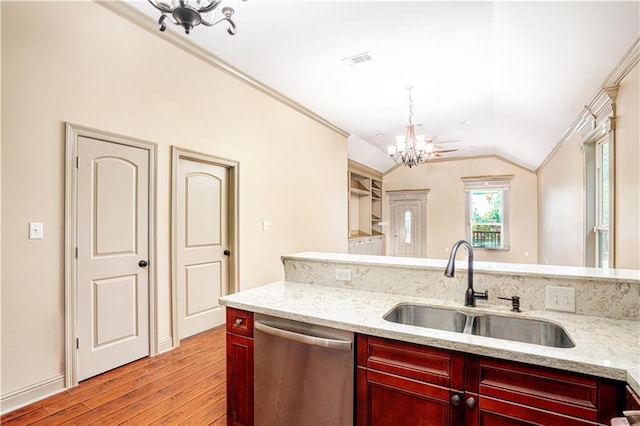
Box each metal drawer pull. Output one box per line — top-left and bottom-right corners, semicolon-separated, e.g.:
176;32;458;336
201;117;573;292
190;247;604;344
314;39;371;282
466;397;477;408
451;395;461;406
254;321;352;351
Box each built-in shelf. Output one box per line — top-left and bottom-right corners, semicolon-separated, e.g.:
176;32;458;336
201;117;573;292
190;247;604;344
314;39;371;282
348;161;384;245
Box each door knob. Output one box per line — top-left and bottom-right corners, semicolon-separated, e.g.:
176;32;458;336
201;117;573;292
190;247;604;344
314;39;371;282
223;250;231;256
138;260;148;267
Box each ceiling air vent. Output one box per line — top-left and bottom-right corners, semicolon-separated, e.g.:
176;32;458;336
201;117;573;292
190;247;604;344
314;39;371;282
342;52;372;66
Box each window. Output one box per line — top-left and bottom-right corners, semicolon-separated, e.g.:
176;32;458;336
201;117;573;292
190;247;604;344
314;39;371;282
404;210;412;244
582;124;614;269
462;175;513;250
595;138;611;268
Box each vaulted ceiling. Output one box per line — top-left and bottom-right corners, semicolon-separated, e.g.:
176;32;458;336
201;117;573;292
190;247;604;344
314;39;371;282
130;1;639;172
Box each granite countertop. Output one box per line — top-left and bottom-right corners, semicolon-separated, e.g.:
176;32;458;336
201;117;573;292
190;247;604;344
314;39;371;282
220;280;640;394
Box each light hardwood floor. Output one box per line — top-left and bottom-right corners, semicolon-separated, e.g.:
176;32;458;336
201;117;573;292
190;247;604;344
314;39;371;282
1;326;227;425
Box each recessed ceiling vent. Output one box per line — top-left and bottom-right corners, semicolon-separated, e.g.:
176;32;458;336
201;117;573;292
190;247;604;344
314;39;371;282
342;52;372;65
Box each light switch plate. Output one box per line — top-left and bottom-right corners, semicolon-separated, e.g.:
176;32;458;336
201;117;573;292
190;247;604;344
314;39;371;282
29;222;44;239
545;285;576;313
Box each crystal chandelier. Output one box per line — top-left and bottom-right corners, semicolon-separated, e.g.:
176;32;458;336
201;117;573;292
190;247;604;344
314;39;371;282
148;0;239;35
387;86;430;168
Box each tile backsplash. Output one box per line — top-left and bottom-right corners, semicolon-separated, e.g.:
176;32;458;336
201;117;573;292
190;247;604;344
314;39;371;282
282;252;640;321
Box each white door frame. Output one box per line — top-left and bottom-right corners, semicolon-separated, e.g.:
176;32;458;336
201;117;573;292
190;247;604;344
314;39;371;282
64;123;157;388
170;147;239;348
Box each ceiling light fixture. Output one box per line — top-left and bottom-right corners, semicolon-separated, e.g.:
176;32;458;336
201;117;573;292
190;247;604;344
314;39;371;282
148;0;239;35
387;86;430;168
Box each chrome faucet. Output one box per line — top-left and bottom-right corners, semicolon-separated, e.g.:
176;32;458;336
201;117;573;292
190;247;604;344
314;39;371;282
444;240;488;307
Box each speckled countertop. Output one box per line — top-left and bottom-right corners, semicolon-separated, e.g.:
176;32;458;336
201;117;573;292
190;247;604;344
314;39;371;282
220;281;640;394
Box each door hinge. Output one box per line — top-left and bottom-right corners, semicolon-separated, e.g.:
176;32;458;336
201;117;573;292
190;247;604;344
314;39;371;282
75;247;78;259
76;157;79;168
76;338;79;349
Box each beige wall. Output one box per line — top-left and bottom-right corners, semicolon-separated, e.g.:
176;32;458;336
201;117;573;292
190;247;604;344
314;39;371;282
1;2;347;400
536;132;585;266
383;156;538;263
538;61;639;269
614;62;640;269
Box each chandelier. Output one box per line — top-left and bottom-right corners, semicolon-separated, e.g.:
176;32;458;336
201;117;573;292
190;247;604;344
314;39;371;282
387;86;431;168
148;0;239;35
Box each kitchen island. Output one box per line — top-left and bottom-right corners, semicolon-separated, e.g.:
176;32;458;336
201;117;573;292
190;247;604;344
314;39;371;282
220;252;640;425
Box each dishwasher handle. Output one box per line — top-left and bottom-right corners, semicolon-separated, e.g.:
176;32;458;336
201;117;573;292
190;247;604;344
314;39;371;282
254;320;352;351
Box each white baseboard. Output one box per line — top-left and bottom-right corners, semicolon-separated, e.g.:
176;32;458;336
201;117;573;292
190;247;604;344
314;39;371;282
157;336;175;354
1;374;66;415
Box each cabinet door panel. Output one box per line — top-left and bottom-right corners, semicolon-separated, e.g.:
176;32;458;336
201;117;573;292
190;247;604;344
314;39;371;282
226;333;254;426
361;368;460;426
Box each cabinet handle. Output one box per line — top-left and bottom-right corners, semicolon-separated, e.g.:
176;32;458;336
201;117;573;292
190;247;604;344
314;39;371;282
451;395;461;406
234;318;243;326
466;397;476;409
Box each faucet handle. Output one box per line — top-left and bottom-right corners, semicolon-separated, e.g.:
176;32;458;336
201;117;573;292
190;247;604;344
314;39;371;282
498;296;521;312
475;290;488;300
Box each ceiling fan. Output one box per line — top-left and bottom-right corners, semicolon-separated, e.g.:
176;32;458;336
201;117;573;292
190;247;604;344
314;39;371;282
423;136;460;158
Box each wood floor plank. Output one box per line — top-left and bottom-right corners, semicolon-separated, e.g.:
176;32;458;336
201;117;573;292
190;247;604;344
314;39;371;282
149;381;226;425
117;363;226;425
1;326;227;426
0;390;75;423
44;346;219;415
28;403;92;426
0;407;53;425
92;360;225;425
178;390;226;426
59;352;221;424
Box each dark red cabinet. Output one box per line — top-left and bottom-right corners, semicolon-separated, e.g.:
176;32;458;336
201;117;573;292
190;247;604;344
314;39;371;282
226;308;254;426
356;335;465;425
357;335;624;426
472;356;599;425
225;313;626;426
626;385;640;411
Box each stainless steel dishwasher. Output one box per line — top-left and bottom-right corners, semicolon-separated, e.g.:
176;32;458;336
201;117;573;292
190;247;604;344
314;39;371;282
253;313;354;426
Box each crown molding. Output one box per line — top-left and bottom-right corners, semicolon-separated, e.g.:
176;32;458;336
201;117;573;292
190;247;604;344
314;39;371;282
537;37;640;174
95;0;350;139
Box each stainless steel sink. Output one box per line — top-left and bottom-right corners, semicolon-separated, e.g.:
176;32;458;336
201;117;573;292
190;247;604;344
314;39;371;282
383;304;575;348
470;314;575;348
383;304;468;333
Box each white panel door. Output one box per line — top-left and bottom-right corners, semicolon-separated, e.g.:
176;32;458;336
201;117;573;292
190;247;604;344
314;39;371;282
77;136;150;381
390;198;428;258
393;201;419;257
177;158;228;339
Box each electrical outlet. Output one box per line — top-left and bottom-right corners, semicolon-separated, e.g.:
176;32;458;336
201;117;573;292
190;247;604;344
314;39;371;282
335;269;351;281
545;286;576;313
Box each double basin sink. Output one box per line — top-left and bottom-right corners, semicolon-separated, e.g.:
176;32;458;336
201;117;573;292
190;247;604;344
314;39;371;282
384;303;575;348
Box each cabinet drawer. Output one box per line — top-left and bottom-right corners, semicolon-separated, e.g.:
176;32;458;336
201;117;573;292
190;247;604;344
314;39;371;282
478;358;597;421
479;395;597;426
357;335;462;388
226;308;254;337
